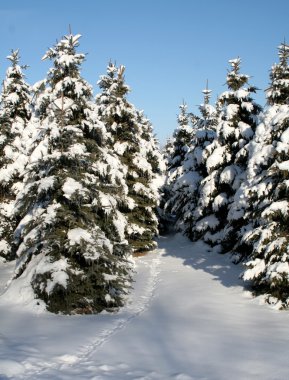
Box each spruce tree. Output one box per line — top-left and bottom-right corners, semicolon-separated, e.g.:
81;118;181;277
242;43;289;307
191;58;261;247
161;102;194;230
162;137;175;171
10;34;132;314
158;137;175;232
96;62;163;252
170;102;193;170
0;50;31;261
182;85;217;237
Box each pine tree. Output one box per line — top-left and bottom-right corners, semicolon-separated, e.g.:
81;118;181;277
182;84;217;237
162;137;175;170
161;102;194;230
242;43;289;307
170;102;193;170
266;41;289;105
0;50;31;261
96;62;163;252
158;137;175;232
191;58;261;247
10;34;132;314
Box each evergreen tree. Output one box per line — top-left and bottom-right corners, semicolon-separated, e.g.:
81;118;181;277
162;137;175;170
266;41;289;105
96;62;164;252
170;102;193;170
161;102;194;230
242;43;289;307
182;85;217;236
0;50;31;260
191;58;261;247
157;137;175;232
10;34;132;314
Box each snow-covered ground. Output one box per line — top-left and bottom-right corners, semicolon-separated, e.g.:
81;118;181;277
1;234;289;380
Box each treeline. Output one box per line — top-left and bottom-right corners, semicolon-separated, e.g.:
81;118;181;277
0;33;164;314
161;43;289;308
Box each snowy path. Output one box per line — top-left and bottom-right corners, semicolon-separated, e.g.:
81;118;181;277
1;234;289;379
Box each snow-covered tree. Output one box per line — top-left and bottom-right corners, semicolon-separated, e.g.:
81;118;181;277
10;34;132;314
0;49;31;260
191;58;261;248
96;62;164;252
157;137;175;232
241;43;289;307
161;102;194;229
266;41;289;105
162;87;217;232
162;137;175;170
181;85;217;236
170;102;193;170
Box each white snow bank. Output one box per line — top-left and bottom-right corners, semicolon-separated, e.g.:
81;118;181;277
2;235;289;380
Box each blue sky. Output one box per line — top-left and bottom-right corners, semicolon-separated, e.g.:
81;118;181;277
0;0;289;144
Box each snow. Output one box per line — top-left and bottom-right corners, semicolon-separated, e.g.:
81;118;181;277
68;143;87;156
226;104;239;119
1;234;289;379
212;193;228;211
67;228;93;246
280;126;289;143
133;182;154;198
113;211;127;240
6;93;19;104
62;177;84;199
220;164;237;184
173;171;200;190
235;89;249;99
261;200;289;218
0;240;10;255
0;252;47;312
98;192;117;212
206;145;228;172
29;139;49;164
126;223;146;235
35;256;69;295
113;141;128;155
42;202;60;225
53;97;74;110
195;214;219;232
241;101;254;112
238;121;254;139
268;262;289;279
278;160;289;171
37;176;55;193
71;34;82;45
133;155;152;173
243;258;266;281
229;58;240;65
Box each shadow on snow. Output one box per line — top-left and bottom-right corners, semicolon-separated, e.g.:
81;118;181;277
157;232;245;290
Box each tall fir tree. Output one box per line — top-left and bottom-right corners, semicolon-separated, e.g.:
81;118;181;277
191;58;261;247
158;137;175;232
170;102;193;170
161;102;194;230
9;34;132;314
96;62;164;252
0;50;31;261
241;43;289;307
181;84;218;236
